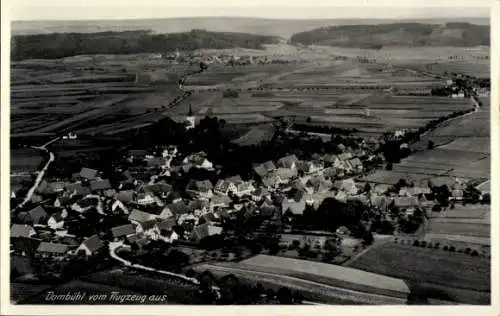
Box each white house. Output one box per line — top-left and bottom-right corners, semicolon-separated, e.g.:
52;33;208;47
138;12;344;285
76;235;105;256
136;193;156;205
47;213;65;230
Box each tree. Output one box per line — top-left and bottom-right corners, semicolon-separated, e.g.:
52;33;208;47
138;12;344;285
386;162;393;171
276;287;293;304
362;230;374;246
427;140;435;150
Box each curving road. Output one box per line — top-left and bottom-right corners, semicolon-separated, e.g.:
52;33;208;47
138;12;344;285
12;137;59;211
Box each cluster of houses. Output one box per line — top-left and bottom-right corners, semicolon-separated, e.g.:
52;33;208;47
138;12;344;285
11;134;489;279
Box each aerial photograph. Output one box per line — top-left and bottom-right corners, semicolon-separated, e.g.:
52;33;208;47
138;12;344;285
8;4;491;306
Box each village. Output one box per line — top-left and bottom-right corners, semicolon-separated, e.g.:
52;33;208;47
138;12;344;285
10;103;490;292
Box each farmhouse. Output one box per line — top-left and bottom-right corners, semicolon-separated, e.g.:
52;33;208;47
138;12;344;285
36;242;70;258
19;206;48;225
79;167;99;180
253;161;277;179
214;177;239;195
186;180;214;199
277;154;299;170
76;235;105;256
128;209;157;225
47;212;65;230
190;223;223;243
160;201;189;220
10;224;36;238
111;224;135;240
90;179;112;193
182;152;213;170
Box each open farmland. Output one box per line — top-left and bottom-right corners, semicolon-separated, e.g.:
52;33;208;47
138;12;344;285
425;204;491;247
11;54;197;137
362;97;489;184
348;243;490;304
193;254;411;304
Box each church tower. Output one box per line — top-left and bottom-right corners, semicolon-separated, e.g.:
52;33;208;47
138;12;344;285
185;104;195;129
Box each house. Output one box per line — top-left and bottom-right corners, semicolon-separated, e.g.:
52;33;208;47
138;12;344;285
47;212;65;230
322;154;341;167
235;181;255;197
90;179;112;193
251;187;270;202
275;168;297;182
116;190;135;204
10;224;36;238
281;197;306;216
143;183;172;199
79;167;99;180
135;219;159;235
159;201;188;220
186;180;214;199
183;152;213;170
64;182;91;198
152;220;179;243
261;174;282;189
296;160;324;175
334;179;358;196
128;209;156;225
277;154;299;170
399;187;431;197
36;242;69;258
210;194;232;210
111;199;129;214
450;189;464;201
393;196;420;210
136;193;156;205
198;212;218;225
19;206;48;225
214;178;239;195
348;158;363;172
190;223;223;243
305;176;332;193
476;180;490;195
323;167;341;180
36;180;55;196
76;235;105;256
338;153;353;161
187;199;210;216
253;161;276;179
111;224;135;240
48;181;66;193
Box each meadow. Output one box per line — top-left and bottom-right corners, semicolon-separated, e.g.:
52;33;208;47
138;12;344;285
348;243;490;298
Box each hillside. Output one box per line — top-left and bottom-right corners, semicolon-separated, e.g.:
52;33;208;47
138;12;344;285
290;23;490;48
11;29;280;61
11;17;490;39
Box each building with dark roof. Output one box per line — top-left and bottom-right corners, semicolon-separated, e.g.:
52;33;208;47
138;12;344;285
76;235;105;256
111;224;135;239
79;167;99;180
10;224;36;238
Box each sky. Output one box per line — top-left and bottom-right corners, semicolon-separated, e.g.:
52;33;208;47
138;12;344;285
9;0;491;21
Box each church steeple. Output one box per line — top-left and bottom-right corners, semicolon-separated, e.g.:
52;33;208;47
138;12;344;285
188;104;193;116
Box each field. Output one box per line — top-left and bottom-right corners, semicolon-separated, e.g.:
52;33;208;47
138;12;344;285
362;98;489;185
348;243;490;300
11;55;196;137
193;254;411;304
425;204;490;247
10;148;45;173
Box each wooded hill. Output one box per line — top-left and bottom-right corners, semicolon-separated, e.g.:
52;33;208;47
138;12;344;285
290;23;490;48
11;29;280;61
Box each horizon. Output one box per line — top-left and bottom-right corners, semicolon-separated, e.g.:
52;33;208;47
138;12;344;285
10;6;490;22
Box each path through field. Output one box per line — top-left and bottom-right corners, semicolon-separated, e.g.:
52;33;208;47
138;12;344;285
12;137;59;211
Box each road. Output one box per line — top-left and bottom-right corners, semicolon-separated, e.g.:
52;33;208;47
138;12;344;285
12;137;59;211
